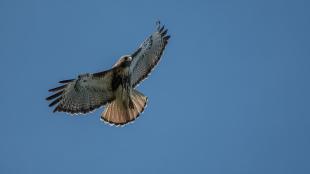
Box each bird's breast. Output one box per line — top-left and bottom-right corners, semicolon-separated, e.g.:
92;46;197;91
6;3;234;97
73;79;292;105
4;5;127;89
111;67;130;92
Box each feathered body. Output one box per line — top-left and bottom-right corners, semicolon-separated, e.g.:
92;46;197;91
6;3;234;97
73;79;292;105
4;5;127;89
46;22;170;126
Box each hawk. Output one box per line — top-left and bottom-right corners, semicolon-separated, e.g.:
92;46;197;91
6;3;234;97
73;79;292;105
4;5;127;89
46;22;170;126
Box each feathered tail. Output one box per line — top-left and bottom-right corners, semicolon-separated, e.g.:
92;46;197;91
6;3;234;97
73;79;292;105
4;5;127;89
101;89;147;126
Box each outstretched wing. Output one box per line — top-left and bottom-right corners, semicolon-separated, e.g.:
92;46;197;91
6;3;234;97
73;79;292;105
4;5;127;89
130;22;170;87
46;70;115;114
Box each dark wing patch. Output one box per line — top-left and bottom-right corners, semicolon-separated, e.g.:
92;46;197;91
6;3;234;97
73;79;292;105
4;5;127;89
46;70;115;114
130;21;170;87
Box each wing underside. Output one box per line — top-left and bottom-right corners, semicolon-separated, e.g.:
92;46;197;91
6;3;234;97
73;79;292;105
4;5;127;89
46;71;114;114
130;22;170;87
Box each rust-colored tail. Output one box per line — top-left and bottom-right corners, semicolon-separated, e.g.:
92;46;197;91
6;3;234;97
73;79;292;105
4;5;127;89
101;89;147;126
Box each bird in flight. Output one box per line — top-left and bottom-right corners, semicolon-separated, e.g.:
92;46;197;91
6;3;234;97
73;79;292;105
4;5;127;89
46;22;170;126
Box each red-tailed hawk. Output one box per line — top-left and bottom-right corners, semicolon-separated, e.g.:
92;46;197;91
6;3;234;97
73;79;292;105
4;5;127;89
46;22;170;126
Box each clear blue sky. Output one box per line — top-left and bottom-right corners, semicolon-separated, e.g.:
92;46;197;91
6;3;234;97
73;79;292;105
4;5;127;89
1;0;309;173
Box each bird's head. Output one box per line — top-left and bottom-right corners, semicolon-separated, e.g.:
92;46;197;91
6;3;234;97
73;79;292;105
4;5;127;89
113;55;132;68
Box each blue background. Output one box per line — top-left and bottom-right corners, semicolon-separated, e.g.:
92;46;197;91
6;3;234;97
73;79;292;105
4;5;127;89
1;0;309;173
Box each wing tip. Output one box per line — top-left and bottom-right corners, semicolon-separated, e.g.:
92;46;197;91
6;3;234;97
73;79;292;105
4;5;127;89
161;29;168;36
156;20;161;30
53;107;59;112
48;97;62;107
155;21;170;43
59;79;74;84
48;84;66;92
46;91;63;101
